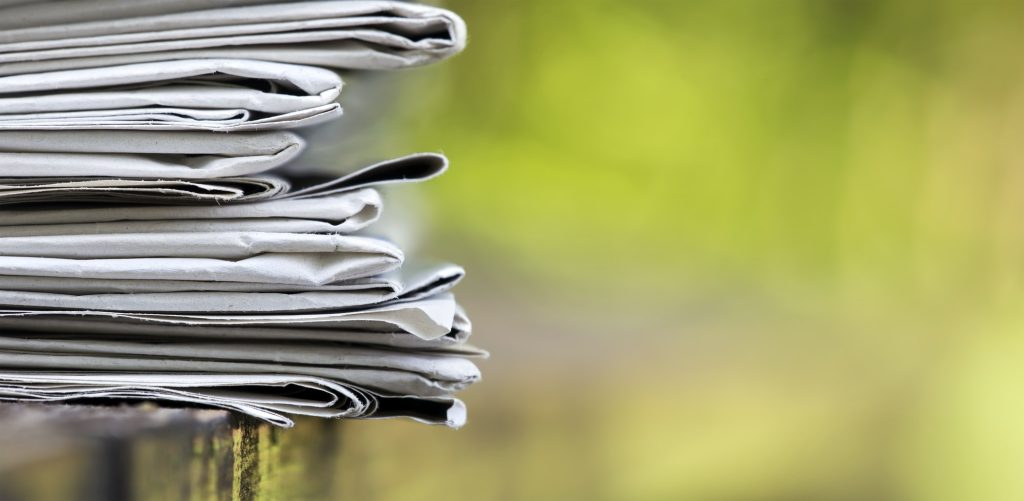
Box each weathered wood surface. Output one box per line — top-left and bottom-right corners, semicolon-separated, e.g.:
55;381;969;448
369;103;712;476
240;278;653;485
0;403;345;500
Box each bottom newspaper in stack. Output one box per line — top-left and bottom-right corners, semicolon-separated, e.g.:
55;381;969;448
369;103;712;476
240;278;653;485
0;154;481;427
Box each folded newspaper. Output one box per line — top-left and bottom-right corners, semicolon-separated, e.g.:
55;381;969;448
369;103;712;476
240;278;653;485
0;0;467;73
0;0;479;428
0;59;345;131
0;151;447;205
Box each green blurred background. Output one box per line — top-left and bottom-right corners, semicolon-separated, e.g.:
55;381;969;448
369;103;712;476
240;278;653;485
336;1;1024;499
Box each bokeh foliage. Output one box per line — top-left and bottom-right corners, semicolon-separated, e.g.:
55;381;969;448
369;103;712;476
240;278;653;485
406;0;1024;309
343;1;1024;499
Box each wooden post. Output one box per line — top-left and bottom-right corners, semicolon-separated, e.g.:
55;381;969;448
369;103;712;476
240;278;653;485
0;403;344;500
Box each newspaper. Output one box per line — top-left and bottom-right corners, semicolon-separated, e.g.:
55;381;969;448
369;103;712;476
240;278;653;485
0;1;467;74
0;129;305;178
0;59;344;131
0;292;473;338
0;152;447;205
0;260;458;293
0;336;481;395
0;188;383;236
0;248;402;286
0;263;462;313
0;314;479;355
0;372;467;428
0;293;462;339
0;232;405;259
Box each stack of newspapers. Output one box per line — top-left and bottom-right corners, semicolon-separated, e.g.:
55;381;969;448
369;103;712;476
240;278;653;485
0;1;479;427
